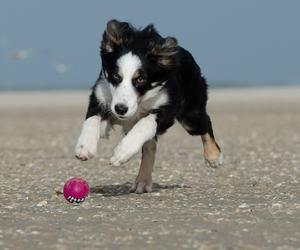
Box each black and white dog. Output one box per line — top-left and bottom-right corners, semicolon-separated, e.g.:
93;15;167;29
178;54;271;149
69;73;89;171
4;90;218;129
75;20;223;193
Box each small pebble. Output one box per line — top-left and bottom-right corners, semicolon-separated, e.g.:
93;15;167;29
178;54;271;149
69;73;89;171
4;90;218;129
36;200;48;207
239;203;249;209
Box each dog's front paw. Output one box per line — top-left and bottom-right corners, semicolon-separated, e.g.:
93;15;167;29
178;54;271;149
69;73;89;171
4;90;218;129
129;178;152;194
110;142;138;166
75;139;97;161
205;152;223;168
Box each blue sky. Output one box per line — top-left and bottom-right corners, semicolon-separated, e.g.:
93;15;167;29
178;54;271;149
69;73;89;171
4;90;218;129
0;0;299;89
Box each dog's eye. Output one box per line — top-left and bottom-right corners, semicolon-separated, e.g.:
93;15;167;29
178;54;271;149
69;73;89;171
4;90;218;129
112;73;122;82
136;76;145;84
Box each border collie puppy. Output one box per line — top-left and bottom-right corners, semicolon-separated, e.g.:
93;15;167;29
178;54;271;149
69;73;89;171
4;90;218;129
75;20;223;193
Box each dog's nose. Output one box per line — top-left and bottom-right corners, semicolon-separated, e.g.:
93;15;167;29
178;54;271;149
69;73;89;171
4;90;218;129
114;103;128;116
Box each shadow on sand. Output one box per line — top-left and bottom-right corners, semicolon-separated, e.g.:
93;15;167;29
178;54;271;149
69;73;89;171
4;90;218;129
90;182;191;197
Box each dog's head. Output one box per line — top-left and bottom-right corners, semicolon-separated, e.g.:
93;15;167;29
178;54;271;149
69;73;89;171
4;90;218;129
100;19;178;120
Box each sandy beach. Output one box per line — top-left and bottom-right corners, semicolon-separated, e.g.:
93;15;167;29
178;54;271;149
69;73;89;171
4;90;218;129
0;87;299;250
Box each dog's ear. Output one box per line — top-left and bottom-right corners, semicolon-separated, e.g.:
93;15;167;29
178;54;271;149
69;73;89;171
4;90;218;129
101;19;133;53
142;24;157;35
148;37;178;68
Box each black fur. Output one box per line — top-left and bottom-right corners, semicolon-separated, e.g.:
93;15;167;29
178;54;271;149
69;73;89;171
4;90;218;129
86;20;216;139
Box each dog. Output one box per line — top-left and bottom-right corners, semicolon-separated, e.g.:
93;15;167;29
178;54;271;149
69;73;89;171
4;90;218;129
75;20;223;193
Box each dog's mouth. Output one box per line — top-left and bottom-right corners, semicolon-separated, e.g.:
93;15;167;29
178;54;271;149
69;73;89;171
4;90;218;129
115;114;127;120
112;112;132;121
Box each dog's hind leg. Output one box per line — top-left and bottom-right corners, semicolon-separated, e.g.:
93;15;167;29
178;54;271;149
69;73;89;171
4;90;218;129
201;119;223;168
130;139;156;194
180;113;223;168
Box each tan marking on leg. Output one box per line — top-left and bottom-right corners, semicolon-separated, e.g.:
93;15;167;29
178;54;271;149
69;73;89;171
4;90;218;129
201;133;223;168
130;140;156;194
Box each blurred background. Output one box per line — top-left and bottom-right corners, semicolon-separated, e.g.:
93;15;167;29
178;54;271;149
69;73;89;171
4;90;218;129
0;0;299;90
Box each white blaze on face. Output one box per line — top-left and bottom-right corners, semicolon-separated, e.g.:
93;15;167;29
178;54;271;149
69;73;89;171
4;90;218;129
110;52;142;118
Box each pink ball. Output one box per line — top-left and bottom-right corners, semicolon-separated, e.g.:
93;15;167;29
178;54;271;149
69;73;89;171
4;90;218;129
63;177;90;204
